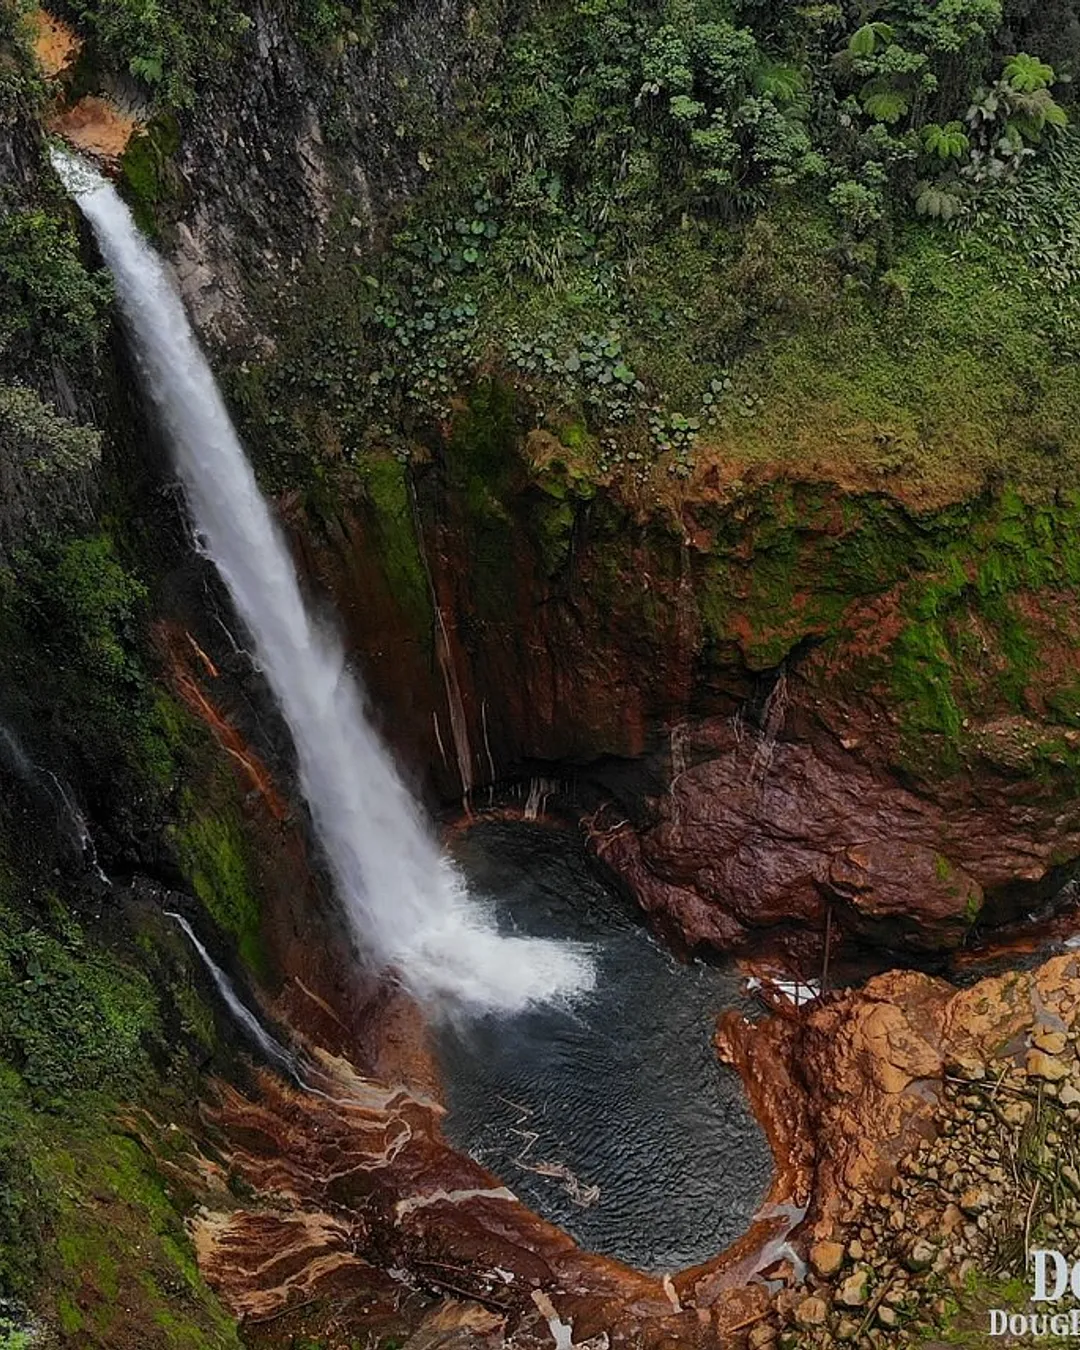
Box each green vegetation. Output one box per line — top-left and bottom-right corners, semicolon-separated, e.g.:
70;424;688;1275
0;797;239;1344
210;0;1080;505
0;2;44;116
0;206;110;374
56;0;393;107
354;454;432;634
170;789;264;975
0;911;160;1096
120;115;182;234
0;1065;241;1347
555;477;1080;774
0;382;100;478
0;34;251;1337
868;489;1080;766
60;0;251;109
0;533;182;800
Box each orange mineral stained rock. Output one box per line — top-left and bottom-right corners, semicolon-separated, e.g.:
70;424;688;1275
718;953;1080;1239
30;8;138;162
49;97;137;163
29;8;80;78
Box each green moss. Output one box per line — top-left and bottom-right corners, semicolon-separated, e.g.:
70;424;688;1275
170;797;264;977
355;456;432;633
56;1294;82;1336
694;483;874;668
58;1231;119;1299
120;115;182;235
532;495;577;576
877;492;1080;762
890;615;963;749
450;377;519;493
448;379;521;621
0;533;182;806
0;903;161;1099
169;979;216;1053
1046;679;1080;724
0;1036;239;1342
558;419;592;453
45;1115;238;1345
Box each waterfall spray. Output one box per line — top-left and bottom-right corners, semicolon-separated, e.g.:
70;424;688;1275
52;148;592;1012
0;722;34;779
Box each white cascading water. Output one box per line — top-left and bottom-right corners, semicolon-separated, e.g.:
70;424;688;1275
165;911;299;1073
52;148;593;1012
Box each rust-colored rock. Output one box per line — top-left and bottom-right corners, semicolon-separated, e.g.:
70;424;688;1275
30;8;80;77
49;96;138;162
186;1055;743;1348
594;716;1080;955
713;953;1080;1254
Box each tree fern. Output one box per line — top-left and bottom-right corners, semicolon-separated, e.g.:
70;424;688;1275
861;82;909;123
923;121;969;159
914;180;963;220
1004;53;1055;93
753;60;805;104
848;22;894;57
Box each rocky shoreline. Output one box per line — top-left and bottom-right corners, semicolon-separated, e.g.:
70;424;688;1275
718;954;1080;1348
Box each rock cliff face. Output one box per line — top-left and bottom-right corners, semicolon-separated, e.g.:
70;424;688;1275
144;0;483;343
712;953;1080;1344
594;705;1080;958
12;1;1080;1344
46;0;1075;965
289;460;1080;960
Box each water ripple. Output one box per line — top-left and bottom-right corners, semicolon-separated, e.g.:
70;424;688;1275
437;820;772;1273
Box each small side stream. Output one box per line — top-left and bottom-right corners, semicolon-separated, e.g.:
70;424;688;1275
436;819;772;1273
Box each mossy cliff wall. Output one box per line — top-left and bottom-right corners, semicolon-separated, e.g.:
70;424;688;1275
287;401;1080;957
0;22;387;1346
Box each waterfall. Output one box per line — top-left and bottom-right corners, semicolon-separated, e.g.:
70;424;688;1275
165;911;300;1074
44;770;111;885
0;722;34;780
0;718;110;882
53;148;593;1012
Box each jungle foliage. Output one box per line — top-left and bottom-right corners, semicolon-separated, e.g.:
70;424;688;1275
230;0;1080;497
470;0;1071;247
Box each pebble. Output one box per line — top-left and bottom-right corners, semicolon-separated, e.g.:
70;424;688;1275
838;1270;870;1308
1026;1049;1069;1081
763;1007;1080;1345
958;1186;993;1216
1034;1029;1068;1055
810;1241;845;1278
1001;1099;1031;1125
795;1296;828;1327
905;1239;935;1272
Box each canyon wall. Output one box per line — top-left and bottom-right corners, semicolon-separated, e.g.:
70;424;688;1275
4;0;1080;1343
